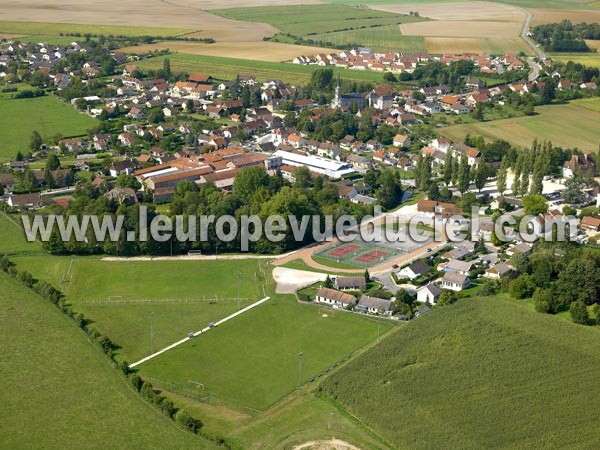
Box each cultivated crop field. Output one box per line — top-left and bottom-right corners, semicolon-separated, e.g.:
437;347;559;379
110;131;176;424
0;273;215;449
0;95;97;161
133;53;385;85
440;102;600;152
137;293;393;410
528;7;600;25
552;53;600;68
0;20;195;37
310;26;427;52
322;297;600;449
212;4;424;37
120;40;338;63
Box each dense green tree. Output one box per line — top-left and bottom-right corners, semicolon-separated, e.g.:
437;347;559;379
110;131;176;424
232;166;269;203
522;194;548;215
497;156;508;195
457;153;470;194
570;301;589;325
30;130;43;151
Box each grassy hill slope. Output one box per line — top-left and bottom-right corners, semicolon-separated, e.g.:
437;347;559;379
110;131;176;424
0;273;217;449
322;297;600;449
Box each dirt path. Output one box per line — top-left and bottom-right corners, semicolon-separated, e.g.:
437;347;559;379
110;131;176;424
293;439;362;450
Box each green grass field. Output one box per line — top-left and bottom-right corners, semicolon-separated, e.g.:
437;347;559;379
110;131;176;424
0;95;97;161
0;212;43;255
213;4;424;37
571;96;600;112
322;296;600;449
0;272;217;449
134;53;385;85
551;53;600;68
0;20;195;37
311;26;427;52
440;102;600;151
63;259;268;302
137;294;393;410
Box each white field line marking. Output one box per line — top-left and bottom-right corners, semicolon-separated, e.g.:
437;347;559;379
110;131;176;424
129;296;270;368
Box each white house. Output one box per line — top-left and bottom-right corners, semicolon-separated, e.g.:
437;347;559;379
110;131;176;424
417;284;442;304
441;272;470;291
356;295;392;315
484;262;512;279
315;287;356;309
397;260;429;280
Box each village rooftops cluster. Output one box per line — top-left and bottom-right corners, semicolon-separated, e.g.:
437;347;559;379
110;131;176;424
293;48;527;75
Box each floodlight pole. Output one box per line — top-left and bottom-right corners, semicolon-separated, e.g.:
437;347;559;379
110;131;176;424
298;352;303;390
150;312;155;354
237;272;242;310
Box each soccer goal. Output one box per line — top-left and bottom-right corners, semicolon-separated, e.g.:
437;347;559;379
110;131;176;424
107;296;123;303
188;380;205;397
318;307;335;318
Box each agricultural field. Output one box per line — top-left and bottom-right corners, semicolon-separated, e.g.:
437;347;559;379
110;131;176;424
0;273;216;449
440;102;600;152
309;26;427;53
212;4;424;37
0;20;195;37
120;40;338;63
425;36;531;54
322;297;600;449
0;212;43;256
133;53;385;85
137;293;393;410
0;94;97;161
571;96;600;112
528;7;600;25
370;2;532;54
551;53;600;68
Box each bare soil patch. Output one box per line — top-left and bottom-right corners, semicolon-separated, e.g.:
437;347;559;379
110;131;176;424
401;20;522;38
293;439;362;450
528;8;600;26
0;0;279;42
120;40;336;62
372;1;524;22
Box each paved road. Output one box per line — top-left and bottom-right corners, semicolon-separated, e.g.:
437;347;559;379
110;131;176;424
519;7;546;60
527;57;542;82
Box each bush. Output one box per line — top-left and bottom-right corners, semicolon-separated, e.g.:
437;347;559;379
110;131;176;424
570;301;589;325
129;374;143;392
175;409;203;433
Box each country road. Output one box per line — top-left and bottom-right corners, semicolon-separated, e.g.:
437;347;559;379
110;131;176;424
519;7;546;60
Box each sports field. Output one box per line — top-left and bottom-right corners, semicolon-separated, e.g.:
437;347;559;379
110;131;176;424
0;95;97;161
133;53;386;85
316;241;397;268
440;102;600;152
136;293;393;410
0;273;215;449
322;296;600;449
